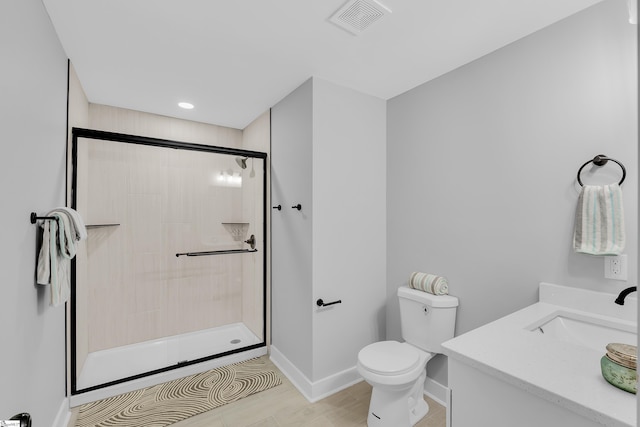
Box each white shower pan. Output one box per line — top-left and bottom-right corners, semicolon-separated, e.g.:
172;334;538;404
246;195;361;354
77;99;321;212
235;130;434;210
71;323;265;407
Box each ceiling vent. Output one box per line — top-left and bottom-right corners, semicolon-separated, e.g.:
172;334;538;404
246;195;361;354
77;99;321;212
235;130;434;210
329;0;392;35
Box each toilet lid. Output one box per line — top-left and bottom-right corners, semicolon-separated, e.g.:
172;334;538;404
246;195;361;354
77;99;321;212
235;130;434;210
359;341;421;375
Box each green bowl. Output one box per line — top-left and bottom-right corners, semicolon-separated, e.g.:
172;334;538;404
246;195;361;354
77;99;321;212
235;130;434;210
601;355;637;394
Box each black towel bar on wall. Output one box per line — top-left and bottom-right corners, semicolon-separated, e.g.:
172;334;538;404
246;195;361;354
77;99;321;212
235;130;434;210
576;154;626;186
30;212;56;224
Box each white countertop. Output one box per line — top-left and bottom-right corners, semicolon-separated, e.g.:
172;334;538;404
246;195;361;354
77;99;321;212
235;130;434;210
442;283;637;427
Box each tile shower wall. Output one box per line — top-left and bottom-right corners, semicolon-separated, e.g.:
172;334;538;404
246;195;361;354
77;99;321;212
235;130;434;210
77;138;252;353
241;111;270;342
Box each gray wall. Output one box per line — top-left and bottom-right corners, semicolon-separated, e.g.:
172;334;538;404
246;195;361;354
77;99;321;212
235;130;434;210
0;0;68;424
387;0;637;386
312;78;387;380
271;79;314;379
271;77;387;397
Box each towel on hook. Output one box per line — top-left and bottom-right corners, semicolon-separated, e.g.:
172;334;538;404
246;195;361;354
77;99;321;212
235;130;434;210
48;207;87;241
573;183;625;255
36;220;51;285
409;272;449;295
36;209;83;306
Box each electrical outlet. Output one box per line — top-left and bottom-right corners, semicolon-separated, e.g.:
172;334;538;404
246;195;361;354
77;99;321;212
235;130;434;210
604;255;628;281
611;258;621;275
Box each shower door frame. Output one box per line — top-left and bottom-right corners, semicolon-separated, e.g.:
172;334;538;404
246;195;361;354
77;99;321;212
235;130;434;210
69;127;268;395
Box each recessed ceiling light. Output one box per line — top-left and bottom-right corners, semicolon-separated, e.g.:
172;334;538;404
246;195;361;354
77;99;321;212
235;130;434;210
178;102;194;109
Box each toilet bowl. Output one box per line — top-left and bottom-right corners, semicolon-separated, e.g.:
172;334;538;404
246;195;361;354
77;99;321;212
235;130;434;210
358;286;458;427
357;341;434;426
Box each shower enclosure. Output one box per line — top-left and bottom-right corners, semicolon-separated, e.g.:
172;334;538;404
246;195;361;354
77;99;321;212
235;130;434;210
70;128;267;395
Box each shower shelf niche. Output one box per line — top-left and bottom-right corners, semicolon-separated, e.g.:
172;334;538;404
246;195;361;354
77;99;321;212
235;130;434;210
86;223;120;228
222;222;250;241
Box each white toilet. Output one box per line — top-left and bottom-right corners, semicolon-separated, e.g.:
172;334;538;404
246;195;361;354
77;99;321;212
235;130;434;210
357;285;458;427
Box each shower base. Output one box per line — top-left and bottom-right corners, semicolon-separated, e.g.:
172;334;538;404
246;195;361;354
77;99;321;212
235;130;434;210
73;322;263;405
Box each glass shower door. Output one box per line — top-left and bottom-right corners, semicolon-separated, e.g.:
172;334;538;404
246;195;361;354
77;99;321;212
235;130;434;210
70;128;266;394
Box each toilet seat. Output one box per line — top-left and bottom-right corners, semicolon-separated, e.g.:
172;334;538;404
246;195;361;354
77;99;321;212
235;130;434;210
358;341;421;376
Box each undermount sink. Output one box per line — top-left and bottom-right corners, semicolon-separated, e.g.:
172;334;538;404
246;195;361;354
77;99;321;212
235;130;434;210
527;310;637;353
443;283;637;427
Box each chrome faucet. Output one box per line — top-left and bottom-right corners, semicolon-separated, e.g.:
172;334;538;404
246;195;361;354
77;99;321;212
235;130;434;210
614;286;637;305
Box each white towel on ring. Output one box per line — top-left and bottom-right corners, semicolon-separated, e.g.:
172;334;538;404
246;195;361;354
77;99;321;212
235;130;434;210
573;184;625;255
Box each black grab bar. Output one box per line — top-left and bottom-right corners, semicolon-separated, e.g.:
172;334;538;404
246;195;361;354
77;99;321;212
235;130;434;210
176;249;258;257
316;298;342;307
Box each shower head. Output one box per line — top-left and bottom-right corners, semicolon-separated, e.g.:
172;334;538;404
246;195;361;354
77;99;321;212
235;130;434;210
235;157;248;169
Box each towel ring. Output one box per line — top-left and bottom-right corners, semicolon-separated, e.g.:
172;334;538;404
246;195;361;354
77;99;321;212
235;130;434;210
577;155;626;187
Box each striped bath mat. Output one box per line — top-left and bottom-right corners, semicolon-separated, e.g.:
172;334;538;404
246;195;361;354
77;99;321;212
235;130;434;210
74;357;281;427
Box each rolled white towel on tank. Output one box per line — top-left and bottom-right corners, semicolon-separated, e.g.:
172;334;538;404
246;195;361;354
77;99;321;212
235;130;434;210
409;272;449;295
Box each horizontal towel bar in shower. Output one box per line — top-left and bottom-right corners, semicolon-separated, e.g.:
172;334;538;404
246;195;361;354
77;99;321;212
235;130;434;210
175;249;258;257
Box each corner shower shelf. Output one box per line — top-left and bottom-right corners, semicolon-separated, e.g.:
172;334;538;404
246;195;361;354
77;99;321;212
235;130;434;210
222;222;249;241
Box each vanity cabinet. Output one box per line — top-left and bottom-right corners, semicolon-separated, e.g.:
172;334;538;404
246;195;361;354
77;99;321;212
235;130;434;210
443;283;636;427
449;359;603;427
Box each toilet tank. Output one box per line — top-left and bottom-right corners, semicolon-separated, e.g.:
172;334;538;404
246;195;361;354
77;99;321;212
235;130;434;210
398;286;458;354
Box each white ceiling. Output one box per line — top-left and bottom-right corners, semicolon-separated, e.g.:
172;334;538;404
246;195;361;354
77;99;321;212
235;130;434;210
42;0;605;130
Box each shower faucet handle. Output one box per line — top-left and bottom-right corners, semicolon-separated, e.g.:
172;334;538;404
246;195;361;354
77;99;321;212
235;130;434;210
244;234;256;249
272;205;282;211
292;204;302;211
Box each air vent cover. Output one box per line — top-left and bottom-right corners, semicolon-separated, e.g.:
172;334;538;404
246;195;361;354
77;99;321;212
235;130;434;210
329;0;391;35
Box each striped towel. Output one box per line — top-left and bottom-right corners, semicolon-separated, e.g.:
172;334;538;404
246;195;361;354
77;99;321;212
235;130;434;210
573;184;625;255
409;272;449;295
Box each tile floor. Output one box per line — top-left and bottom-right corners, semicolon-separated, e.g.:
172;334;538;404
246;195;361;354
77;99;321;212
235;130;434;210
68;356;446;427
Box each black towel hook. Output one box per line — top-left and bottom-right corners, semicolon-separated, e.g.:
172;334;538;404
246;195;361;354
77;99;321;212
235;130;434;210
576;154;626;186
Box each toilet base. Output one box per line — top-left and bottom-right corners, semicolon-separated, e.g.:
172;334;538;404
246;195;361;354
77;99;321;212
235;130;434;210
366;370;429;427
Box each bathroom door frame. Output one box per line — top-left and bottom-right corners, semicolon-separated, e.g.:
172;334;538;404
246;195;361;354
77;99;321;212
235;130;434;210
69;127;268;395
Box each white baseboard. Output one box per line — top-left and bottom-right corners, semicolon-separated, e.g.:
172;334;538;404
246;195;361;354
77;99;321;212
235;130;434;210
269;345;313;400
309;365;362;403
270;346;449;408
52;398;71;427
269;345;362;403
424;376;448;406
